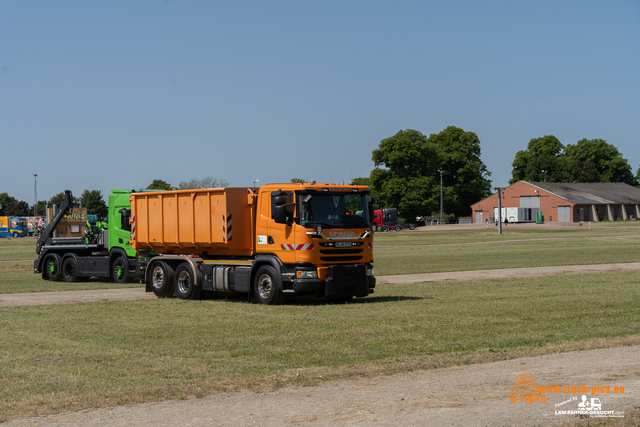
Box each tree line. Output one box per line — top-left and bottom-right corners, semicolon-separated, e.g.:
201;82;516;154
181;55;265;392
363;129;639;222
0;176;228;219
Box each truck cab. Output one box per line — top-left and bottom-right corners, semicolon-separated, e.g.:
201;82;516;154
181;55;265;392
255;182;375;301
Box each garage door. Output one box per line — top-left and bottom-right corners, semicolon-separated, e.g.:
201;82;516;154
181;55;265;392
475;211;483;223
557;207;571;223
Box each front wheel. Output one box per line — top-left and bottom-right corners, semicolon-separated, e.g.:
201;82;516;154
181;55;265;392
149;261;175;297
174;263;202;300
112;257;129;284
253;265;284;305
12;232;18;238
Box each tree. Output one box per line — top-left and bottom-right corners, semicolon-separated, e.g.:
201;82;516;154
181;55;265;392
177;176;229;189
48;192;79;209
0;192;17;215
370;129;439;220
427;126;492;217
35;200;47;216
290;178;306;184
564;138;634;184
370;127;492;220
147;179;173;191
510;135;565;183
79;190;108;219
510;136;634;184
5;200;29;216
636;166;640;188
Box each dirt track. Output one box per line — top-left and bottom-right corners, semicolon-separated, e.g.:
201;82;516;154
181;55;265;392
2;261;640;426
4;345;638;427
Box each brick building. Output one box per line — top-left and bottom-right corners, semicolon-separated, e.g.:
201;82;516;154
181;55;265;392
471;181;640;224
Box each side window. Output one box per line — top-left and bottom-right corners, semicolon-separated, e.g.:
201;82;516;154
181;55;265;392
271;191;294;222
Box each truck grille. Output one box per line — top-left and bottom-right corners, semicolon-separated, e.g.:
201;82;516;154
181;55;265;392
319;247;363;262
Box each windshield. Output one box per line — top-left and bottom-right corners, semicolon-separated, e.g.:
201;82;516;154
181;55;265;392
299;193;370;229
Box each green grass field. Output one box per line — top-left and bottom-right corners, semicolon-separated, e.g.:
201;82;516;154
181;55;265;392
2;225;640;293
1;227;639;423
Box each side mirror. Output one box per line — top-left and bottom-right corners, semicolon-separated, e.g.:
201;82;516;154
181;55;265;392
274;205;288;224
119;208;132;232
368;203;375;224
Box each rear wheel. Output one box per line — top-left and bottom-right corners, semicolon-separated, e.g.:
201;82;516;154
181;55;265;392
44;254;61;281
149;261;175;297
174;263;202;300
112;257;129;284
61;258;77;283
253;265;284;305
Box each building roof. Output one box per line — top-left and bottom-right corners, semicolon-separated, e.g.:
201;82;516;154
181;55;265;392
525;182;640;205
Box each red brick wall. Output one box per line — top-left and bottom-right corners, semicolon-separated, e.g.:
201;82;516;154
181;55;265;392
471;181;575;223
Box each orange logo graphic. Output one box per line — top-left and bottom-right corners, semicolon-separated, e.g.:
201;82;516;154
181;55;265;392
510;372;547;404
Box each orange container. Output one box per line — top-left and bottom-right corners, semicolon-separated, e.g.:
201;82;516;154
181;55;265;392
130;188;256;256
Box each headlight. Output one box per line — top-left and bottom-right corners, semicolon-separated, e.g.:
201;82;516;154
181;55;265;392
297;270;318;279
367;268;374;276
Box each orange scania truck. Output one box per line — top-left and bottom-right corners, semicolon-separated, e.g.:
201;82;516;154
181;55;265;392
130;181;376;304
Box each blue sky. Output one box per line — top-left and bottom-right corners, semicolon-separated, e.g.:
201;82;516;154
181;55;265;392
2;1;639;206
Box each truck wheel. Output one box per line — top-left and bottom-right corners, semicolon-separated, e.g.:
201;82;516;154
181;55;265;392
44;254;61;281
149;261;175;297
371;225;377;232
112;257;129;284
174;263;202;300
13;232;18;238
62;258;77;283
253;265;284;305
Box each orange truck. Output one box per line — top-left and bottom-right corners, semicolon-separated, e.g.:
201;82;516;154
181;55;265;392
130;182;376;304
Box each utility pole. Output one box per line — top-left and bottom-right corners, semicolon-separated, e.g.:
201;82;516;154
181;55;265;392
33;173;38;216
494;187;505;234
439;169;443;225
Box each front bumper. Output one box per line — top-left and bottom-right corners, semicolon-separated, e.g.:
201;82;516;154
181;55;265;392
292;265;375;298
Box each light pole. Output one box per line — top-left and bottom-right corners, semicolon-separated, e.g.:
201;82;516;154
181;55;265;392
252;179;259;188
438;169;443;225
542;170;547;183
494;187;505;234
33;173;38;216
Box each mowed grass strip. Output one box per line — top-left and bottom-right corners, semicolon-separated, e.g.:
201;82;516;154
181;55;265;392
373;223;640;246
1;270;639;420
0;262;142;294
3;229;640;293
375;235;640;275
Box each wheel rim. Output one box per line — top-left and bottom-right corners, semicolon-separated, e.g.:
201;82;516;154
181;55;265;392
151;266;165;290
64;263;74;279
177;270;191;294
257;273;273;299
115;264;123;279
47;260;56;274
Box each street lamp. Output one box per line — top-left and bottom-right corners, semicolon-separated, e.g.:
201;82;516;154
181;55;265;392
33;173;38;216
252;179;259;188
438;169;443;225
541;170;547;183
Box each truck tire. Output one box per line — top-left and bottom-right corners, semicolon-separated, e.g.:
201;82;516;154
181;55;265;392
174;263;202;300
112;257;129;284
62;258;78;283
12;232;18;238
44;254;61;281
253;265;284;305
149;261;175;298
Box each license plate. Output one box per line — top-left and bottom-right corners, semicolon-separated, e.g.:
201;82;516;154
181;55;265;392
335;241;352;248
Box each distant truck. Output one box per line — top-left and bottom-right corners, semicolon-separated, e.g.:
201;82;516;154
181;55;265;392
371;208;415;231
0;216;28;238
34;183;376;304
